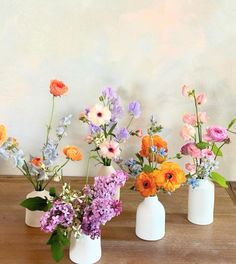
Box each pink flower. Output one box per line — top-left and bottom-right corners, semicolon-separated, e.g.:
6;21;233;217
204;126;228;142
198;112;208;123
181;142;201;158
185;163;196;173
183;113;197;126
180;124;195;141
99;140;121;159
136;128;142;137
196;93;207;105
182;85;190;96
201;149;214;160
87;104;111;126
84;135;93;144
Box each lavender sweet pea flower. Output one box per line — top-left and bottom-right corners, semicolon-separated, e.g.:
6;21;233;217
102;87;118;101
128;101;141;118
42;139;59;166
11;149;25;168
89;123;102;134
116;127;129;142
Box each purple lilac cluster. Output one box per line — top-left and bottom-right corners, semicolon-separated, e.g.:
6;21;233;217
40;200;75;233
81;170;128;239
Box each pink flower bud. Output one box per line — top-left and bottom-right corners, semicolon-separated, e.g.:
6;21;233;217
182;113;197;126
185;163;196;172
180;124;195;141
182;85;190;96
84;135;93;143
198;112;208;123
196;93;207;105
136;128;143;138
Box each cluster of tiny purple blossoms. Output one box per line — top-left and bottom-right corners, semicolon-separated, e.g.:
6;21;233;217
40;170;128;239
81;170;128;239
40;200;75;233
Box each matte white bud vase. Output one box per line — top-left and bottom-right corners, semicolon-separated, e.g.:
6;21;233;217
69;233;101;264
188;178;215;225
135;196;165;241
97;165;120;200
25;190;50;228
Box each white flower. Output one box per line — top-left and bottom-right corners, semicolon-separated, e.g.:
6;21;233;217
99;140;121;159
87;104;111;126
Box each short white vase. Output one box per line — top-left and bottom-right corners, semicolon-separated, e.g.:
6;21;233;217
69;233;101;264
25;190;50;228
188;178;215;225
135;196;165;241
97;165;120;200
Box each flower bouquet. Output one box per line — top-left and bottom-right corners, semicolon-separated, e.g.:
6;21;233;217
79;87;141;199
0;80;82;227
123;116;186;240
180;85;236;225
40;170;128;263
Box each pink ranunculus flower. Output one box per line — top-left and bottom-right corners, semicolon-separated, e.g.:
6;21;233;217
99;140;121;159
204;125;228;142
182;85;190;96
180;124;195;141
196;93;207;105
201;149;214;160
181;142;201;158
182;113;197;126
185;163;196;173
198;112;208;123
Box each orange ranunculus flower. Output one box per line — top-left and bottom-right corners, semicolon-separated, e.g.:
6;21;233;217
139;135;168;163
154;162;186;192
31;157;43;167
135;172;157;197
50;80;68;97
63;146;82;161
0;124;7;146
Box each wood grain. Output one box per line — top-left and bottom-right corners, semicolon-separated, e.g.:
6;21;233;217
0;176;235;264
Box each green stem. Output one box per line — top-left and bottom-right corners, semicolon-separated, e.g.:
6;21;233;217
126;116;134;130
43;159;69;190
85;154;92;184
214;142;226;160
45;95;55;146
193;91;202;143
227;129;236;134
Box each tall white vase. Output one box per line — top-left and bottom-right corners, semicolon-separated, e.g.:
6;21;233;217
25;190;50;228
188;178;215;225
69;233;101;264
135;196;165;241
97;165;120;200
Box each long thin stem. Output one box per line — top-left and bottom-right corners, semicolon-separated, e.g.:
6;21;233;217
227;129;236;134
85;154;92;184
214;142;226;160
126;115;134;130
193;91;202;143
45;95;55;146
43;159;69;190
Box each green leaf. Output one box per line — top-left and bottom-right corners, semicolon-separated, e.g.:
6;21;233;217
135;153;144;164
143;164;153;173
49;187;56;197
212;143;223;157
196;142;209;150
47;230;69;262
210;171;228;188
227;118;236;130
107;123;117;136
20;197;49;211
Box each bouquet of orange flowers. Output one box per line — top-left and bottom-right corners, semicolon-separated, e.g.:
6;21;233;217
123;116;186;197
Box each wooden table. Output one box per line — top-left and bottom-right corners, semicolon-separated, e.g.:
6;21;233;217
0;176;236;264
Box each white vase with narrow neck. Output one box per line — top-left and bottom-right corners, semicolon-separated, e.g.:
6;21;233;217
135;196;165;241
97;165;120;200
188;178;215;225
25;190;50;228
69;233;101;264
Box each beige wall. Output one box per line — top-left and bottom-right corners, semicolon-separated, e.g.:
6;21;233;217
0;0;235;180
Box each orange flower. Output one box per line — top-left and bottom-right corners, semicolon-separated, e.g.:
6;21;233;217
139;135;168;163
31;157;43;167
135;172;157;197
63;146;82;161
0;124;7;146
50;80;68;96
154;162;186;192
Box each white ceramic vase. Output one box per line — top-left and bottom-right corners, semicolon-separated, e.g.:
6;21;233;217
25;189;50;228
97;165;120;200
188;178;215;225
69;233;101;264
135;196;165;241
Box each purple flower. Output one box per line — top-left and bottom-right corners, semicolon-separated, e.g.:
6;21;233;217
89;123;102;134
102;87;118;101
128;101;141;118
116;127;129;142
40;200;75;233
